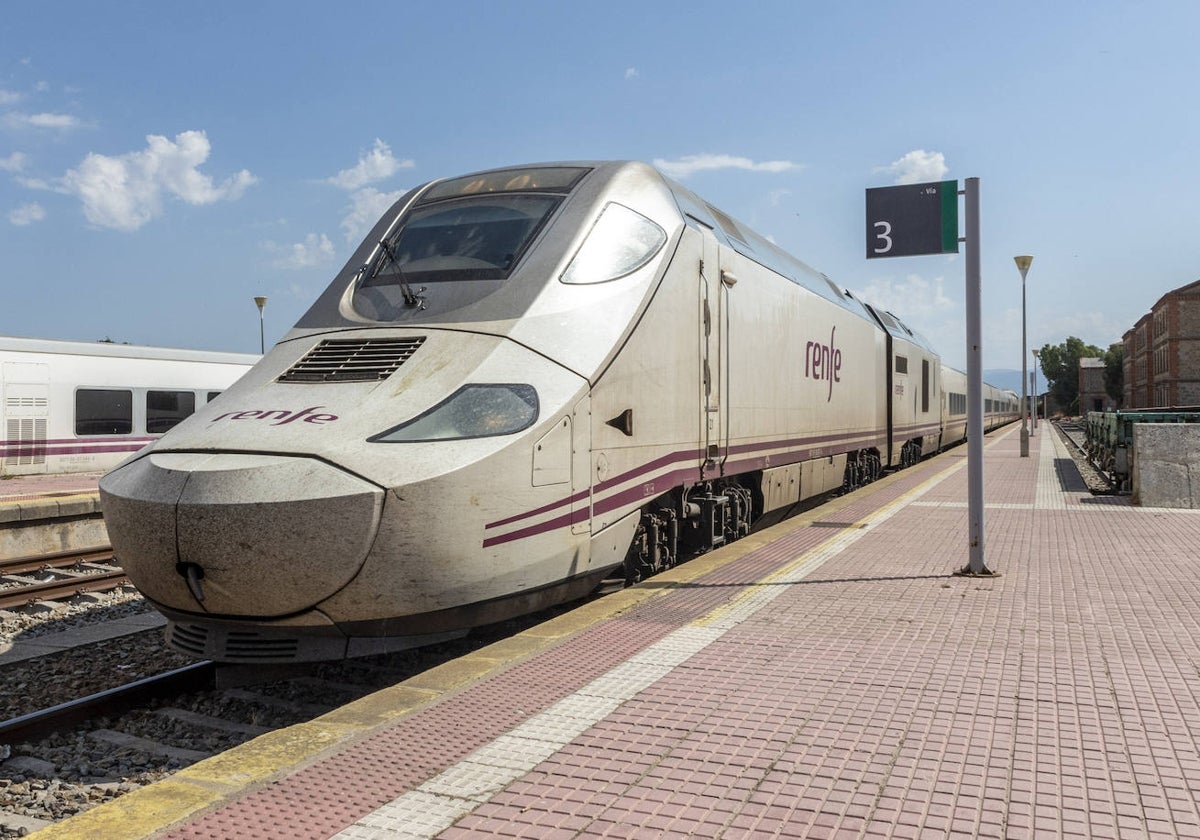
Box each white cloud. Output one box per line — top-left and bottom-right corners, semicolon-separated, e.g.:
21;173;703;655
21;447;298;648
875;149;948;185
3;111;81;130
768;188;791;206
653;154;802;180
267;233;336;270
1037;310;1126;350
60;130;257;232
327;139;412;191
8;202;45;226
625;67;639;80
0;90;22;106
0;152;27;172
851;273;956;322
340;186;406;244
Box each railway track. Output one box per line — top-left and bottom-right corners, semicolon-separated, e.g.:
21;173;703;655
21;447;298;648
0;546;128;611
0;662;216;745
1051;419;1116;493
0;604;573;835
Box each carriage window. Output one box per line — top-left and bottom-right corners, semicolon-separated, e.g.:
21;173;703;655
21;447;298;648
76;389;133;436
207;392;222;402
895;356;908;374
922;360;930;413
147;390;196;433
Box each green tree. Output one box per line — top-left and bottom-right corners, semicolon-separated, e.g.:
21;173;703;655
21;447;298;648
1037;336;1104;415
1103;343;1124;408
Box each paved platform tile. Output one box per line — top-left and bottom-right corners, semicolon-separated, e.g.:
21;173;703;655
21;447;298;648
54;427;1200;840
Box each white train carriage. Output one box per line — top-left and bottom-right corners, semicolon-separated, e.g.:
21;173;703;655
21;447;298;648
99;161;1015;663
0;337;257;476
854;301;943;469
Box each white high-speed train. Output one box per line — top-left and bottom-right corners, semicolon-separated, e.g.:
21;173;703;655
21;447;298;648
99;161;1017;663
0;337;257;476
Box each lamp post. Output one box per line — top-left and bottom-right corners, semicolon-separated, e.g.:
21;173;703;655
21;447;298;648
254;295;268;354
1014;256;1033;457
1031;349;1040;434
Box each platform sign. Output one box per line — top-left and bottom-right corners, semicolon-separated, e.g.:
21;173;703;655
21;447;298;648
865;180;959;259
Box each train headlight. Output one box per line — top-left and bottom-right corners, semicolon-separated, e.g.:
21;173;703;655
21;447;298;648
560;202;667;284
369;384;539;442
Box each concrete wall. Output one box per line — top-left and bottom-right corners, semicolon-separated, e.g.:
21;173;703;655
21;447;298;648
0;495;108;559
1132;424;1200;508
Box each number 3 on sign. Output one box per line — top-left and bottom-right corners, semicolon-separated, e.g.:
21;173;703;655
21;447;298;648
873;221;893;254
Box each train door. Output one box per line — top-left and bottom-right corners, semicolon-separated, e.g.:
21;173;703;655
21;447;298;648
698;230;724;477
1;362;50;475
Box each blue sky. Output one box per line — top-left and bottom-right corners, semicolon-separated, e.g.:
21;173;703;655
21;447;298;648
2;1;1197;374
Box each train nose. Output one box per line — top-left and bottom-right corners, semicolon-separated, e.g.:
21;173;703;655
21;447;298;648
100;452;383;616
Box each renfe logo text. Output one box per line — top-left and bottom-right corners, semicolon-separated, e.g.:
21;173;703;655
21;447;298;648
211;406;339;426
806;326;842;402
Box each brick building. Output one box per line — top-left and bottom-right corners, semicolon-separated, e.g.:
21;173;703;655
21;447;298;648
1122;279;1200;408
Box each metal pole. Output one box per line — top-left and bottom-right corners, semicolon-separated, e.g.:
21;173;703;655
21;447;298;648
963;177;990;575
1020;273;1029;456
254;296;268;355
1030;370;1037;434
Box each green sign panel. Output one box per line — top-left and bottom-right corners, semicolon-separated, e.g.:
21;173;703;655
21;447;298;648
865;180;959;259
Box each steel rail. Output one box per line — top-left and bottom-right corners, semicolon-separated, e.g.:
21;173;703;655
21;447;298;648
0;569;129;611
0;662;217;745
0;546;115;576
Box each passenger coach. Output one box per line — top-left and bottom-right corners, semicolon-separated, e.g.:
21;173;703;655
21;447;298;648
1;337;257;476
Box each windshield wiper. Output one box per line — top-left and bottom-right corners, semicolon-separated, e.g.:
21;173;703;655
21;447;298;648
375;239;427;309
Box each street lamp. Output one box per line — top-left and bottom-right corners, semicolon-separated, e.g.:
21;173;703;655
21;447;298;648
1014;256;1033;457
1031;349;1040;434
254;295;268;354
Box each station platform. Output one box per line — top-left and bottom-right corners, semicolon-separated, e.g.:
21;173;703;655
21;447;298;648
0;473;104;559
0;472;101;504
45;425;1200;840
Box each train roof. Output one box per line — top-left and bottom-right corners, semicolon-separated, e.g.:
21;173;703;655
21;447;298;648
0;335;260;365
659;172;868;314
855;304;939;356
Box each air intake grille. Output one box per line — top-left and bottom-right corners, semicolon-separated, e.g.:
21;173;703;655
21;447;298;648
167;622;303;662
278;337;426;383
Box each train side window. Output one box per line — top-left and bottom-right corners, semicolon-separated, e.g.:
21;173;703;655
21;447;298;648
207;392;221;402
922;360;930;412
76;389;133;436
146;390;196;434
895;356;908;375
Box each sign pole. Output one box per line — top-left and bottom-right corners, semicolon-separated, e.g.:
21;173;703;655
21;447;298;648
863;175;991;575
962;177;991;575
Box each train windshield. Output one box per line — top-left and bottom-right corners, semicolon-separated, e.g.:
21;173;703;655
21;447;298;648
352;166;589;322
364;196;561;286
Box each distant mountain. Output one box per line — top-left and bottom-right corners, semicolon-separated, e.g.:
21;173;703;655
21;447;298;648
982;369;1026;393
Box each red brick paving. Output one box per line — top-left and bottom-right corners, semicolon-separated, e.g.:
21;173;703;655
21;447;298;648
157;427;1200;839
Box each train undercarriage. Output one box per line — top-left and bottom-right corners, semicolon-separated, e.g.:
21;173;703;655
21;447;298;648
618;445;899;586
